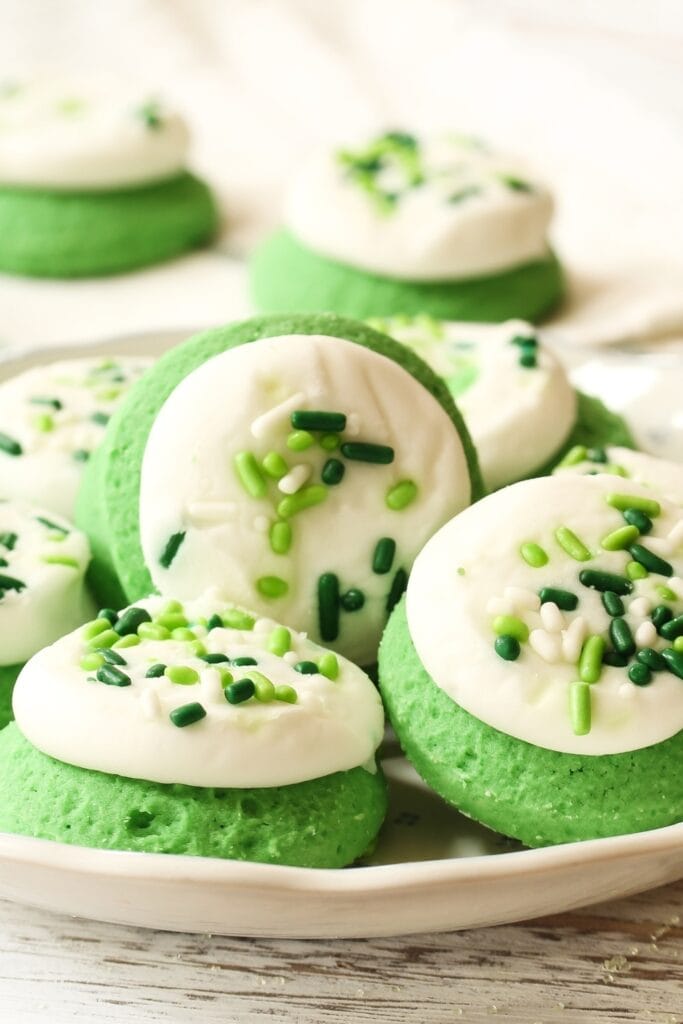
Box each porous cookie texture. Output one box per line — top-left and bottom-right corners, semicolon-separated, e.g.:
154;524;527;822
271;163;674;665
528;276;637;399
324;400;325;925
555;445;683;504
77;314;482;666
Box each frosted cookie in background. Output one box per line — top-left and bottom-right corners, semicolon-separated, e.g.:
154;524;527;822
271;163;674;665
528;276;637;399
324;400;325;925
0;500;94;728
379;474;683;847
1;593;387;867
555;445;683;505
0;355;153;519
371;316;635;490
251;131;564;322
0;76;218;277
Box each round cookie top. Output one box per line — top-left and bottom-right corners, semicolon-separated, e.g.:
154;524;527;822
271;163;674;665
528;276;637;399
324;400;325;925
13;592;385;789
406;474;683;756
555;445;683;505
0;355;152;518
369;316;576;490
285;131;554;281
139;331;474;666
0;500;93;665
0;76;189;190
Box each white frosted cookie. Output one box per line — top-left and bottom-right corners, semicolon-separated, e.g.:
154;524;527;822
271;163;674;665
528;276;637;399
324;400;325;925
555;445;683;505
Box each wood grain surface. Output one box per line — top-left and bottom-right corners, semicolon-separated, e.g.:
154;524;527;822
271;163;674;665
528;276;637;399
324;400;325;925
0;880;680;1023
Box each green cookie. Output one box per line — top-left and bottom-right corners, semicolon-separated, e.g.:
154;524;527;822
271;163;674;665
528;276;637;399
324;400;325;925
379;599;683;847
0;664;20;731
250;229;564;324
0;172;218;278
0;724;387;867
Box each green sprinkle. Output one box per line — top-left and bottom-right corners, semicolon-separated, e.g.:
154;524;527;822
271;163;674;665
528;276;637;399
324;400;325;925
603;650;629;668
657;585;677;601
256;575;289;599
652;605;673;631
320;433;340;451
72;449;90;462
587;447;608;463
554;526;591;562
500;173;533;193
539;587;578;611
636;648;667;672
628;663;652;686
189;640;207;657
112;634;141;650
520;542;549;568
137;622;170;641
674;637;683;652
448;185;481;204
115;606;152;636
234;451;267;498
579;635;605;684
493;615;529;643
267;626;291;656
96;665;131;687
294;661;319;675
159;531;186;569
163;599;184;613
602;591;625;617
626;560;648;581
286;430;314;451
558;445;587;467
170;702;206;728
97;608;118;625
99;648;127;666
91;411;110;427
569;681;592;736
519;350;537;369
165;665;199;686
274;684;298;704
0;573;25;594
318;653;339;680
623;508;653;534
606;493;661;517
33;412;55;432
30;396;62;411
277;485;327;519
207;613;223;631
659;615;683;641
321;458;345;485
341;588;365;612
225;678;255;704
80;653;105;672
87;628;118;650
42;555;79;568
579;570;633;596
136;100;163;130
232;656;257;666
262;451;288;479
0;432;22;456
222;609;255;631
610;617;635;656
248;671;275;702
385;480;418;511
171;627;197;642
629;544;673;578
156;611;189;631
494;635;520;661
318;572;340;641
290;411;347;432
200;652;230;664
601;525;639;551
83;618;112;641
269;520;292;555
0;532;18;550
373;537;396;574
342;442;394;464
662;648;683;678
386;568;408;614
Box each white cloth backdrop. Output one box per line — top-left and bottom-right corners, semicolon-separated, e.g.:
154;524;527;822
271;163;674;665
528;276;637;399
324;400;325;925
1;0;683;348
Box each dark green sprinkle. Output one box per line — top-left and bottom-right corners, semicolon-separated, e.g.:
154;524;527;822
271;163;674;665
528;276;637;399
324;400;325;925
511;334;538;349
98;648;127;666
96;665;131;687
628;543;673;578
661;648;683;679
97;607;118;626
146;663;166;678
636;648;667;672
373;537;396;575
318;572;340;641
0;432;22;456
382;130;418;149
386;568;408;614
294;661;319;675
0;573;25;593
207;613;223;631
321;458;345;485
115;606;152;636
500;173;533;193
519;350;537;369
30;396;63;410
232;656;257;667
610;617;635;656
623;508;653;534
36;515;68;534
448;185;481;204
659;615;683;641
72;449;91;462
341;588;365;612
652;605;674;631
587;447;608;463
602;591;625;617
159;530;186;569
494;635;520;661
602;650;629;668
170;702;206;727
538;587;578;611
0;532;18;550
579;569;633;596
225;679;255;704
91;411;110;426
340;442;395;464
290;410;347;432
136;101;163;130
628;663;652;687
200;652;230;664
0;558;6;568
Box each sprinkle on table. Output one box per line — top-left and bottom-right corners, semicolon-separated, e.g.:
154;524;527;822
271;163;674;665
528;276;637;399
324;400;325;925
234;451;267;499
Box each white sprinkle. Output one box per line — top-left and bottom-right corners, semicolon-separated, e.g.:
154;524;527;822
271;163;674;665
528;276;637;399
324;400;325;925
667;519;683;549
486;596;512;617
278;464;311;495
253;515;270;533
253;617;273;634
504;586;541;612
186;500;237;525
250;392;306;439
140;689;161;720
200;667;226;704
346;412;362;437
529;629;562;663
635;620;657;648
562;616;587;663
283;651;298;665
629;596;651;619
540;601;564;633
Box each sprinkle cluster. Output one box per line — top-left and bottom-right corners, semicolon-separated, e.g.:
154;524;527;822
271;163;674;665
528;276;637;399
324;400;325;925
0;512;79;603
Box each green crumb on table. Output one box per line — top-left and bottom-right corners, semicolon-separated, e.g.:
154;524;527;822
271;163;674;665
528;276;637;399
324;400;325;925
569;681;591;736
256;576;289;599
385;480;418;511
234;451;267;499
169;702;206;728
554;526;591;562
159;530;186;569
520;542;548;568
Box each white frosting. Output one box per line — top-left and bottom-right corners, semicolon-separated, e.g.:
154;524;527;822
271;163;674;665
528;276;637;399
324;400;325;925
407;474;683;756
13;593;385;788
0;77;189;189
374;316;576;490
555;447;683;505
0;500;94;665
139;333;471;666
0;356;152;518
286;133;554;280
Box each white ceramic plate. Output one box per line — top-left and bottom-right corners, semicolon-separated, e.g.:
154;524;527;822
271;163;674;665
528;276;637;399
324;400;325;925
0;330;681;938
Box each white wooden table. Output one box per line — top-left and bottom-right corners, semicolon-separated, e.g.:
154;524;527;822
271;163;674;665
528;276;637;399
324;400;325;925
1;880;680;1023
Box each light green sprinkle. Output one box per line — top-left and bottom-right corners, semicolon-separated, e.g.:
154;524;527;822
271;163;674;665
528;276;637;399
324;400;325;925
80;653;105;672
222;608;256;630
137;622;170;641
626;560;648;580
262;451;288;479
386;480;418;511
218;666;234;686
165;665;199;686
163;599;184;613
578;635;605;684
320;433;340;451
318;652;339;681
83;618;111;641
189;640;207;657
287;430;314;451
267;626;291;656
156;612;189;630
113;634;141;650
34;412;55;433
554;526;591;562
256;576;289;599
603;464;628;477
277;485;327;519
87;628;118;650
42;554;79;569
172;627;197;642
601;525;639;551
558;445;587;467
520;542;548;568
657;585;677;601
234;451;267;498
674;637;683;653
492;615;529;643
248;671;276;702
606;493;661;517
570;681;592;736
274;684;298;704
269;520;292;555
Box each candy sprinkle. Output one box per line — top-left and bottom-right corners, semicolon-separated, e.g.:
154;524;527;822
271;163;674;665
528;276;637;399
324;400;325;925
341;588;365;612
601;591;625;617
96;665;131;687
341;442;395;464
610;617;635;656
385;480;418;511
321;458;345;486
569;681;592;736
256;576;289;599
225;678;255;704
628;663;652;686
159;531;186;569
601;525;639;551
373;537;396;574
0;432;22;456
606;493;661;517
274;684;298;704
318;652;339;680
318;572;340;641
494;635;520;661
493;615;529;643
170;702;206;728
623;508;653;534
579;570;633;596
520;542;548;568
115;606;152;637
578;635;605;684
267;626;291;656
294;661;319;675
554;526;591;562
291;410;347;432
277;485;327;519
386;568;408;614
539;587;578;611
234;451;267;499
628;544;673;578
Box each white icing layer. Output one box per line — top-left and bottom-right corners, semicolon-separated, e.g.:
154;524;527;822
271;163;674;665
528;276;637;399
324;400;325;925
139;333;471;666
0;501;94;665
375;316;576;490
286;133;554;280
0;356;152;518
0;77;189;189
407;474;683;756
13;593;385;788
555;446;683;505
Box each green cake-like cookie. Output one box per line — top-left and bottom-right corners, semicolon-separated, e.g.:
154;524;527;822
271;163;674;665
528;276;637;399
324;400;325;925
0;172;218;278
532;392;635;480
0;665;20;731
250;229;564;323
